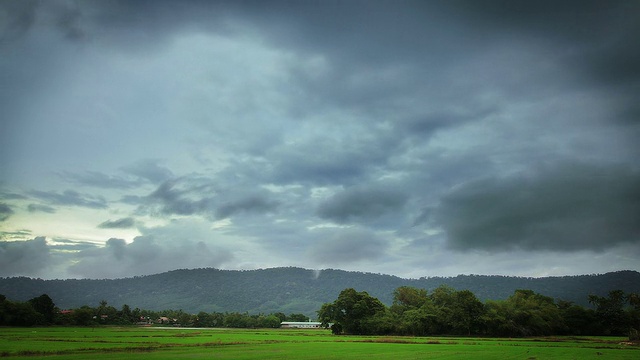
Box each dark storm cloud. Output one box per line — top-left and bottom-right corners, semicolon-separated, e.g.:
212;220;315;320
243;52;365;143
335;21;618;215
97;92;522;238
68;234;232;279
5;0;236;48
272;152;369;186
60;170;140;189
242;1;466;65
0;0;94;53
60;160;173;189
27;203;56;213
0;191;27;200
267;0;639;138
120;195;145;205
120;159;174;184
8;0;639;87
0;0;148;43
97;217;135;229
215;196;278;220
0;0;37;42
48;0;86;41
445;0;640;113
431;163;640;252
144;176;278;220
9;1;636;129
2;0;639;278
445;0;621;38
146;178;216;216
270;137;390;186
105;238;125;261
308;228;388;266
317;186;408;224
397;106;500;139
0;237;50;276
0;202;13;221
29;190;107;209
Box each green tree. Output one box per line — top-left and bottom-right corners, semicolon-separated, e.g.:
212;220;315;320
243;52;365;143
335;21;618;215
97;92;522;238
287;313;309;322
73;306;95;326
397;307;437;336
430;285;456;334
361;308;396;335
176;311;194;326
481;300;520;337
390;286;436;336
118;304;135;325
0;294;8;325
589;290;629;335
260;314;282;328
273;312;287;322
194;312;215;327
28;294;56;324
392;286;428;311
510;289;562;336
98;300;108;315
4;301;44;326
482;289;562;337
557;300;599;335
210;312;225;327
450;289;484;335
224;312;250;328
318;303;339;333
317;288;386;335
628;293;640;338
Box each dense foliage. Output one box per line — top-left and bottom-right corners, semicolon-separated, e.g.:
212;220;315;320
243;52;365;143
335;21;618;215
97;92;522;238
3;285;640;338
317;288;387;335
0;293;309;328
1;268;639;316
0;294;55;326
318;287;640;337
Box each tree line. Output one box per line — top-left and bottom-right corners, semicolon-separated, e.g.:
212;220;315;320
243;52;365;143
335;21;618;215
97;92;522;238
4;269;638;314
318;286;640;338
0;293;308;328
3;286;640;339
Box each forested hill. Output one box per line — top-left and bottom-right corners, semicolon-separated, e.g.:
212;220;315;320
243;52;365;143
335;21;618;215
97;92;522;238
1;268;639;316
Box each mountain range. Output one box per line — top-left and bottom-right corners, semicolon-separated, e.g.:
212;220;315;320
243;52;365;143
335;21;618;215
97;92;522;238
1;268;639;317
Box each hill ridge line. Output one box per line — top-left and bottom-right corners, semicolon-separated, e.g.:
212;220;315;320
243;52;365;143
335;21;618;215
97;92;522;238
1;268;638;316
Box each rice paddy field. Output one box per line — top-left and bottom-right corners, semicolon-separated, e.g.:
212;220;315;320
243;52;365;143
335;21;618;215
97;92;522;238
0;327;638;359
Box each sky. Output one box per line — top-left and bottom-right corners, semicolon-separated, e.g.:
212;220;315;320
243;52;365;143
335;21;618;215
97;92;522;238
1;0;639;280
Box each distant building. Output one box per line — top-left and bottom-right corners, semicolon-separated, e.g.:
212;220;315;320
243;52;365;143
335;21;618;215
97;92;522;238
157;316;176;324
280;321;323;329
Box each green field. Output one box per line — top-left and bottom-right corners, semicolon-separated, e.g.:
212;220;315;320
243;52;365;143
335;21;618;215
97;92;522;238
0;327;638;359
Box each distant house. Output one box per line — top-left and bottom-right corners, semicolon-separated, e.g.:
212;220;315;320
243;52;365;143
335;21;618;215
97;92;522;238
280;321;323;329
157;316;174;324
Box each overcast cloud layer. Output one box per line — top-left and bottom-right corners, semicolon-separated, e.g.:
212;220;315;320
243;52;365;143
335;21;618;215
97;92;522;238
1;0;639;279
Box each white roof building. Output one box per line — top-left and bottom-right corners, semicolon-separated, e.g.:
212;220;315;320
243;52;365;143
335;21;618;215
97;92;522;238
280;321;323;328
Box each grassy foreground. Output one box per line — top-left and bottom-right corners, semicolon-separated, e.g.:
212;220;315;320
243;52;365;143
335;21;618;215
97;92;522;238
0;327;638;359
